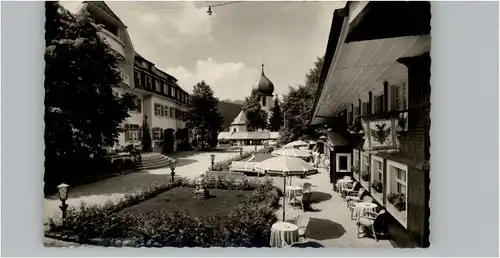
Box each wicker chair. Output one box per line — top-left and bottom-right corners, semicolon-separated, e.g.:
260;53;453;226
345;187;366;208
357;209;386;241
295;214;310;239
348;195;372;220
341;181;358;199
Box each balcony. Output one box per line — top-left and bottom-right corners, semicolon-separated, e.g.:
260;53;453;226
99;28;126;57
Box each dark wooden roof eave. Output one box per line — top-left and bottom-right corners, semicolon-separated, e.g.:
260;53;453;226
310;4;350;126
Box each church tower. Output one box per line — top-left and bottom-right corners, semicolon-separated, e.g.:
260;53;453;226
252;64;274;120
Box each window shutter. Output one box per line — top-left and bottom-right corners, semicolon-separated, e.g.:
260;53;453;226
137;99;142;112
124;125;130;142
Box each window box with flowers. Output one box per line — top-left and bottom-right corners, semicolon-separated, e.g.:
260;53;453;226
370;155;384;204
359;152;370;189
386;160;408;228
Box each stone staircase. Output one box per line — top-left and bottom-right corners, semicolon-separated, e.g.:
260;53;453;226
138;152;175;170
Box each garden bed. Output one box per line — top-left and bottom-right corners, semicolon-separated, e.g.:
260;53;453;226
45;177;280;247
118;187;253;217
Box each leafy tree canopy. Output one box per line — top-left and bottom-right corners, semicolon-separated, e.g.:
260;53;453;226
185;81;223;147
44;1;136;188
279;56;324;143
45;1;135;162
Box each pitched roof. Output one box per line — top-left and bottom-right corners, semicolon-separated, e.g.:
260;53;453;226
86;1;126;27
231;111;248;125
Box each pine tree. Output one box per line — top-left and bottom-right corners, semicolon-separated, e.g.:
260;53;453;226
242;90;268;131
269;96;283;131
142;116;152;152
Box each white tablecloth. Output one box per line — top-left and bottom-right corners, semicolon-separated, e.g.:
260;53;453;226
336;179;353;193
286;186;303;203
354;202;378;219
270;222;299;247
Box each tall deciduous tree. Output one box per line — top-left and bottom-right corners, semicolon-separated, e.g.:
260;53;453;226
186;81;223;148
44;2;136;190
269;96;283;131
243;90;268;131
279;56;324;143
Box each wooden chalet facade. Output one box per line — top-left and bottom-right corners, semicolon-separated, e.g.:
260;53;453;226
311;1;430;247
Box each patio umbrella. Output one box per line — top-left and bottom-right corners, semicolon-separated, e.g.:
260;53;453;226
272;148;311;159
256;156;317;177
283;140;309;149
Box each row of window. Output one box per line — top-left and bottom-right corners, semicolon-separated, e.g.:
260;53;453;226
353;149;408;226
123;125;181;143
153;103;187;121
134;70;189;104
347;84;407;123
355;151;407;196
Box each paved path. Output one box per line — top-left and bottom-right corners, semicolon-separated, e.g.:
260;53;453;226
271;168;395;248
44;146;262;223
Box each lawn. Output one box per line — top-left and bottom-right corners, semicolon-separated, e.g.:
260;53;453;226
118;187;254;217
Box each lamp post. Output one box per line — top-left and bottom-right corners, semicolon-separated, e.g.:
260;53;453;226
210;154;215;171
170;160;176;182
57;183;69;227
282;171;288;222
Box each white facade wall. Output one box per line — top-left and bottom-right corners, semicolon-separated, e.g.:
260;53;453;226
230;125;247;133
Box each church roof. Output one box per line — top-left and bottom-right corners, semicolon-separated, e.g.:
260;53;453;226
252;64;274;96
231;111;248;125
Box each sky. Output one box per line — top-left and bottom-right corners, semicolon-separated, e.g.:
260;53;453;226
62;1;346;101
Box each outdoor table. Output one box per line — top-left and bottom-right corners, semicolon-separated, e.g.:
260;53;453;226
336;179;353;193
269;222;299;248
286;186;303;204
354;202;378;220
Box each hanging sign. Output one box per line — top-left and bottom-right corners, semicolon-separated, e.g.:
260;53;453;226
361;117;401;154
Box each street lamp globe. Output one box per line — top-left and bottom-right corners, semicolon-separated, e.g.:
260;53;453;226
210;154;215;162
57;183;69;202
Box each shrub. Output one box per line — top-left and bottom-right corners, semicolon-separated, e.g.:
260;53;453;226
210;151;256;171
47;178;279;247
371;180;383;193
360;171;370;181
387;192;406;212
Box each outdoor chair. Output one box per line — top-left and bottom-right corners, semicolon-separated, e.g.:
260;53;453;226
281;237;307;248
357;209;387;242
345;187;366;208
293;190;313;211
294;214;310;238
348;195;372;220
341;181;358;200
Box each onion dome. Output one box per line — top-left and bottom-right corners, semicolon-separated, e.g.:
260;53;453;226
252;64;274;96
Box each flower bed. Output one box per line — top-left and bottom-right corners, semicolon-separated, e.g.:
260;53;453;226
45;177;280;247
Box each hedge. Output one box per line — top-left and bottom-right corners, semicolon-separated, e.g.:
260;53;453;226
46;177;280;247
